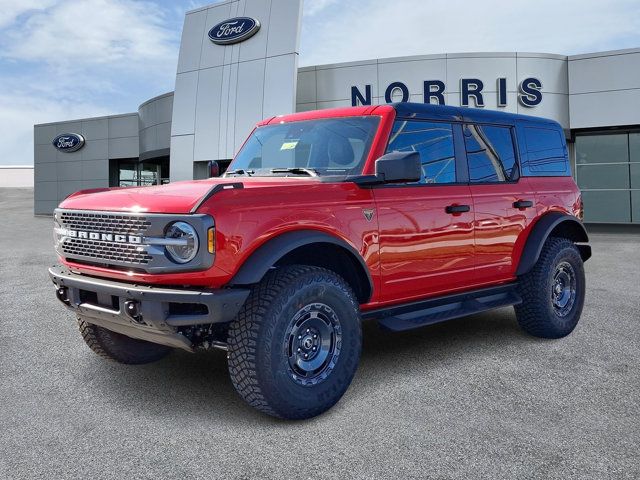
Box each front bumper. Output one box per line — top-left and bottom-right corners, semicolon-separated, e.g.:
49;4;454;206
49;265;250;351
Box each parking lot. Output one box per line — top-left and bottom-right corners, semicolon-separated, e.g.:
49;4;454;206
0;188;638;479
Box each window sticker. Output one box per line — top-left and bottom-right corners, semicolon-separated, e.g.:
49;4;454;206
280;141;298;150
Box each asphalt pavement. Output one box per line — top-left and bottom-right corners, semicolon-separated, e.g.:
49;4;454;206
0;188;638;479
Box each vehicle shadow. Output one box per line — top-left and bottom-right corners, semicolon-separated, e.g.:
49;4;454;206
86;307;531;425
355;307;535;389
360;306;527;368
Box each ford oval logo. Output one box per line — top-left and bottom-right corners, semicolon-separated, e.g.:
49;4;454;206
208;17;260;45
52;133;85;153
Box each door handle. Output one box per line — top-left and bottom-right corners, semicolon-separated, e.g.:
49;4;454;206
513;200;534;209
445;204;471;214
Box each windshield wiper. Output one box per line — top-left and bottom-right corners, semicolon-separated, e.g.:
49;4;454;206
270;167;318;177
225;168;254;176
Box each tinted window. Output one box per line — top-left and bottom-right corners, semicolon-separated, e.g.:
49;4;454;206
464;124;517;183
386;120;456;184
524;127;567;172
229;117;380;176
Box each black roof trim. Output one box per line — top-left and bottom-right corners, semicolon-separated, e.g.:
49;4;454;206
391;102;560;126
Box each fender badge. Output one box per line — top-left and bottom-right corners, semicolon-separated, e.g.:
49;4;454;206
363;209;375;222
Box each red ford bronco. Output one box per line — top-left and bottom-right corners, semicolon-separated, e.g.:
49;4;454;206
50;103;591;419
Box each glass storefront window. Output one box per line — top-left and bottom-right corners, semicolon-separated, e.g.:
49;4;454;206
575;132;636;223
630;163;640;190
633;192;640;223
581;190;631;223
109;157;170;187
138;164;162;186
115;161;138;187
577;164;630;190
631;133;640;163
575;134;628;164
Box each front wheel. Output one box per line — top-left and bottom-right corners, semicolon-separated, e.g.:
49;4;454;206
515;237;586;338
227;265;362;420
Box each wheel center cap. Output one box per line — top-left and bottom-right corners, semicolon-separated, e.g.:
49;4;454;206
303;337;314;349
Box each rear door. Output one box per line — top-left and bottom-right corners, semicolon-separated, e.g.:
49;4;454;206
374;119;475;303
462;123;537;283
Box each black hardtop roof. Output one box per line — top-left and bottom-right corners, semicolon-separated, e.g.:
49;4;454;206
391;102;561;128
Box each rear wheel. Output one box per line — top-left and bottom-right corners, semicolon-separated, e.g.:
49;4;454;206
515;237;586;338
227;265;362;419
78;318;171;364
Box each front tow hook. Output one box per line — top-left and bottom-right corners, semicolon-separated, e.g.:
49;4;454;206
55;286;70;305
124;300;144;324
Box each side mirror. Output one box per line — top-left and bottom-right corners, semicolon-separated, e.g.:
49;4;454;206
375;151;421;183
208;160;221;178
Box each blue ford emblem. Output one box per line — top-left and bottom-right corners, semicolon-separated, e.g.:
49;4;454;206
52;133;85;153
208;17;260;45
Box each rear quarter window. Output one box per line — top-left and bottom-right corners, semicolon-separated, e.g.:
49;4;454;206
523;126;568;174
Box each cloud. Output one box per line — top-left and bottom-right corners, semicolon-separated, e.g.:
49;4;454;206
0;92;110;167
304;0;340;16
0;0;56;29
300;0;640;66
0;0;185;165
2;0;178;69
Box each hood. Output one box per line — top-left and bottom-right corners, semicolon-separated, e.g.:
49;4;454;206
58;177;318;213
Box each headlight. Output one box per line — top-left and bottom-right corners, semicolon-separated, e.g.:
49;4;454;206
164;221;199;263
53;213;64;251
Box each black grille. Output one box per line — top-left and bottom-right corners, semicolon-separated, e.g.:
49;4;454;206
58;211;152;266
61;238;152;265
59;211;150;234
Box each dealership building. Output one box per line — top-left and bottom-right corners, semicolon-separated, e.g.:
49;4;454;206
34;0;640;224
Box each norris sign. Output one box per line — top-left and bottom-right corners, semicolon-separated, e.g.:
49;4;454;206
351;77;543;108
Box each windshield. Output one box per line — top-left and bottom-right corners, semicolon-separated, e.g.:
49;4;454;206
227;116;380;177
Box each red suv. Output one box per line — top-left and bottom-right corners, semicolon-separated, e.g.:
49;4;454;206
50;103;591;419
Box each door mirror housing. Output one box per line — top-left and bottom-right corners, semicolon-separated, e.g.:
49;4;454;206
375;151;422;183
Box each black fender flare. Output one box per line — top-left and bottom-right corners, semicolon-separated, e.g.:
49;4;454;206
516;212;591;276
229;230;374;300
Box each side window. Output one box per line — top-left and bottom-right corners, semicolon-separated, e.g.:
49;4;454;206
524;127;567;173
386;120;456;184
464;124;518;183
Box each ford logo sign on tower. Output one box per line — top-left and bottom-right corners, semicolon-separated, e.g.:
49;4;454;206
52;133;85;153
208;17;260;45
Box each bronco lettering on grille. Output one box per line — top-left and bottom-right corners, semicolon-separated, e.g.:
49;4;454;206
64;229;142;244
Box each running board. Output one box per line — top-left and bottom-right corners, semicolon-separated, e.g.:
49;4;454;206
362;284;522;332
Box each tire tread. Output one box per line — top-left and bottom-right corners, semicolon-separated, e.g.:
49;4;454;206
515;237;585;338
227;265;361;419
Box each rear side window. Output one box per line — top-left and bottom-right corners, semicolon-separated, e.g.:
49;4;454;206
463;124;518;183
524;127;567;173
386;120;456;184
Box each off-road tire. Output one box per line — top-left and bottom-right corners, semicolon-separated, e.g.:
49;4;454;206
78;318;171;364
227;265;362;420
515;237;586;338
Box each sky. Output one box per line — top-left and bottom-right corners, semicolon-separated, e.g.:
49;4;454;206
1;0;639;166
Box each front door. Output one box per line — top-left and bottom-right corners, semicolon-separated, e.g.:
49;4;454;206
375;119;475;304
